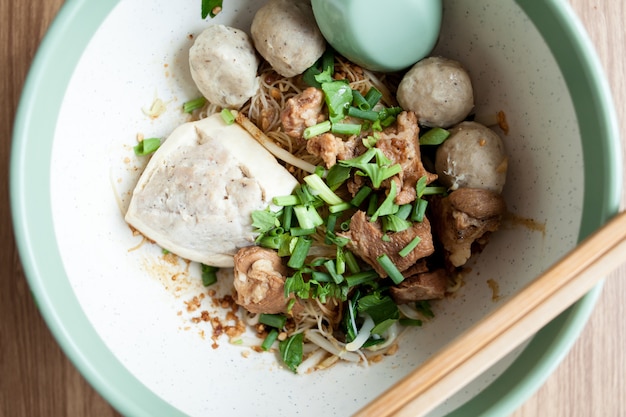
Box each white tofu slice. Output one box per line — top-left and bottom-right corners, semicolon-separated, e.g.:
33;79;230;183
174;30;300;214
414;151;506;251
125;113;298;267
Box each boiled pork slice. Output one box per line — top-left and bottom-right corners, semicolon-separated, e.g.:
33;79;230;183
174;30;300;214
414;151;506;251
125;113;298;267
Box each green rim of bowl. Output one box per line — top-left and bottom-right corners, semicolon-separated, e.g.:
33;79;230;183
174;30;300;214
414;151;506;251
10;0;621;416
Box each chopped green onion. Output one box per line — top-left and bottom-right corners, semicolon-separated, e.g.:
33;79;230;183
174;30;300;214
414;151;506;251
268;227;285;236
411;198;428;222
423;186;448;195
311;271;333;282
293;205;324;229
398;236;422;257
325;231;351;247
287;237;312;269
380;115;397;127
396;204;413;220
419;127;451;145
350;185;373;207
344;251;361;274
347;106;379;121
362;135;377;148
367;194;379;217
133;138;161;156
328;202;353;213
416;175;428;198
272;194;300;206
326;213;339;233
365;87;383;108
261;328;279;351
289;227;316;237
340;219;351;231
331;122;362;136
303;174;344;206
351;89;370;110
220;108;235;125
259;313;287;329
324;259;344;284
259;235;281;250
376;254;405;284
336;247;346;275
183;96;207;113
282;205;293;232
345;270;379;287
201;264;219;286
303;120;331;139
324;213;339;245
378;106;403;120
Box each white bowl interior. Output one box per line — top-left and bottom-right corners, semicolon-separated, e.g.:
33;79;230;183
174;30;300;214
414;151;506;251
49;0;583;415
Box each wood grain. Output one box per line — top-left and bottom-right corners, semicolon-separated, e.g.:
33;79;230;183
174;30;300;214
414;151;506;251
0;1;623;416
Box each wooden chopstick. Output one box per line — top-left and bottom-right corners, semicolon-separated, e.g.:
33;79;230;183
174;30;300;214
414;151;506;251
355;211;626;417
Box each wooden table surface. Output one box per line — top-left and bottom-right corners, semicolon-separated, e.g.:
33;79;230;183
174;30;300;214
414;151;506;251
1;1;624;416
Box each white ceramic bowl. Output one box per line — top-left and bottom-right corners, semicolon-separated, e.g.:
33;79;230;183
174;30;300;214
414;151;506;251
11;0;622;416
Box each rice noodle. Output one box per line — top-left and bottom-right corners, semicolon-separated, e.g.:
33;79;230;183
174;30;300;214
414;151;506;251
304;329;361;362
232;110;317;174
296;348;328;374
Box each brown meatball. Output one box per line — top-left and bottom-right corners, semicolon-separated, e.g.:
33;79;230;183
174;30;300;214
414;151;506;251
435;121;508;194
189;25;260;109
397;56;474;128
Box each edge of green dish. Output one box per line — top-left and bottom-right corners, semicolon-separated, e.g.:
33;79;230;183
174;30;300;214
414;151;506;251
9;1;621;417
448;0;622;414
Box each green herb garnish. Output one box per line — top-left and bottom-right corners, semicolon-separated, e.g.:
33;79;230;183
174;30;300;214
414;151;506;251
133;138;161;156
201;0;223;18
201;264;219;286
279;332;304;373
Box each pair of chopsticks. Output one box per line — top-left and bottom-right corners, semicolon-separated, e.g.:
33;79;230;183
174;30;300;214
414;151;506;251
355;210;626;417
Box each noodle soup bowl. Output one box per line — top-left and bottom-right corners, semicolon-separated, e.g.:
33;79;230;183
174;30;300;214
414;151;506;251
10;0;621;416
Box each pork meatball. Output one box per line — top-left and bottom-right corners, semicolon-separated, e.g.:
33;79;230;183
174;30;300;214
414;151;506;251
251;0;326;78
435;121;507;194
397;56;474;128
189;25;260;109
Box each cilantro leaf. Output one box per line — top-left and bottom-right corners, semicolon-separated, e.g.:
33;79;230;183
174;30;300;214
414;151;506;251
357;292;400;326
279;332;304;373
251;209;280;239
201;0;223;18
